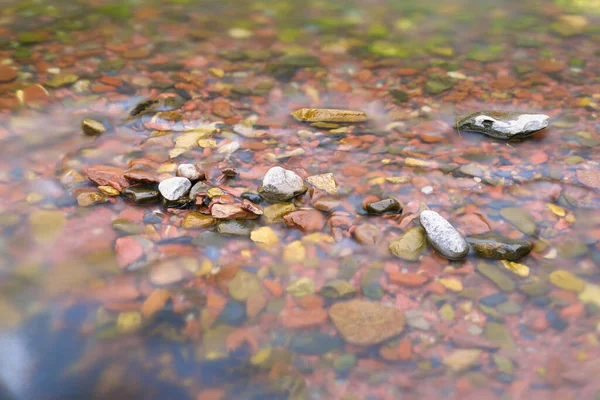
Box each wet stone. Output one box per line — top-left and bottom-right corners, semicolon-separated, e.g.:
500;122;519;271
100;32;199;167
77;192;106;207
457;111;550;140
419;210;469;260
519;282;550;298
143;212;164;225
288;332;343;355
217;300;246;326
306;173;338;194
241;191;263;204
328;299;405;346
365;198;402;214
467;233;533;261
263;203;296;223
158;177;191;201
177;163;204;181
500;207;538;236
182;212;215;229
283;210;325;232
122;186;160;204
216;220;255;236
480;293;508;307
81;118;106;136
259;167;307;202
124;169;159;184
389;227;427;261
320;280;356;299
476;262;516;292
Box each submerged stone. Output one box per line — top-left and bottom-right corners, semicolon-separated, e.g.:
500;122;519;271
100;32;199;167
476;262;516;292
499;207;538;236
216;220;254;236
365;198;402;214
419;210;469;260
258;167;307;202
288;332;343;355
467;233;532;261
457;111;549;140
389;227;427;261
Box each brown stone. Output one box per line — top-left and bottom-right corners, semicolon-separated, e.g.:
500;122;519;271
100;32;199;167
354;223;383;245
283;210;325;232
240;199;263;215
124;169;160;183
328;299;405;346
0;66;18;83
388;271;429;287
577;170;600;191
211;204;258;219
86;165;130;191
212;98;233;118
280;308;328;328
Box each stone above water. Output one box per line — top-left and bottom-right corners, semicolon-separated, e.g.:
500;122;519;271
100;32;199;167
389;227;427;261
499;207;538;236
81;118;106;136
291;108;367;123
122;186;160;204
306;173;338;194
457;111;550;140
328;299;405;346
258;166;307;202
365;198;402;214
419;210;469;260
467;233;532;261
263;202;296;223
158;177;191;201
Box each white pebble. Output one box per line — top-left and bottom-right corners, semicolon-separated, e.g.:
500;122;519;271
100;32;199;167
421;186;434;195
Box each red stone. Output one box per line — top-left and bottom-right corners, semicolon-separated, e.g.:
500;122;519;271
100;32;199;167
86;165;130;191
124;168;160;183
0;66;17;83
283;210;326;232
115;236;144;269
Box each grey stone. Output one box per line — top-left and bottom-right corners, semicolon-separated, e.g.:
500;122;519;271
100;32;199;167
404;309;431;331
258;166;307;202
158;177;191;201
419;210;469;260
467;233;532;261
189;181;211;200
457;111;549;140
177;164;204;181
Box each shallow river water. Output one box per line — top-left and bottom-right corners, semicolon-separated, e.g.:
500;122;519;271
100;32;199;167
1;0;600;399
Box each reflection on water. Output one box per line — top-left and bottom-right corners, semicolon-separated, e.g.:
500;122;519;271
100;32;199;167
1;0;600;398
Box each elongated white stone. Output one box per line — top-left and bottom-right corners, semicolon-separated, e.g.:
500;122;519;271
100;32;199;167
419;210;469;260
457;111;549;139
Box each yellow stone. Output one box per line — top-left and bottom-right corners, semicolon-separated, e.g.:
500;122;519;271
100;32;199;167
459;301;473;313
98;185;120;196
197;259;213;276
369;177;386;185
207;188;224;198
30;209;66;244
264;203;296;223
549;270;585;292
306;173;338;194
386;176;410;184
77;192;106;207
439;303;455;321
565;214;576;223
60;169;86;186
302;232;334;244
241;249;252;259
546;203;566;217
250;226;280;251
291;108;367;123
579;283;600;308
443;349;482;372
117;311;142;333
182;212;215;229
500;260;530;277
157;163;178;173
286;277;315;296
283;240;306;264
208;68;225;78
170;128;215;158
439;278;463;292
197;139;217;148
405;157;433;168
251;347;272;366
26;192;44;204
587;333;598;347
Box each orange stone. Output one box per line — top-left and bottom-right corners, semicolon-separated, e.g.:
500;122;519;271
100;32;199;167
388;271;429;287
263;279;284;297
296;294;325;310
0;66;18;83
141;289;171;318
280;308;328;328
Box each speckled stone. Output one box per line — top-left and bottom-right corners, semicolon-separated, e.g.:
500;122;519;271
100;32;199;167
419;210;468;260
457;111;549;140
258;166;307;202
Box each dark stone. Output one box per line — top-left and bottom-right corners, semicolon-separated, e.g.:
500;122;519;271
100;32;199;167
389;89;409;103
217;301;246;326
241;191;263;204
365;198;402;215
288;332;343;355
143;212;164;224
467;233;533;261
122;186;160;204
480;293;508;307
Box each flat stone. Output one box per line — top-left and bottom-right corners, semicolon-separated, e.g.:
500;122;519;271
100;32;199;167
483;322;516;355
158;177;191;201
576;170;600;191
0;66;18;83
476;262;516;292
250;226;279;250
306;173;338;194
258;166;307;202
81;118;106;136
86;165;130;191
263;202;296;223
124;169;159;184
283;210;325;232
457;111;549;140
182;212;215;229
549;270;585;292
320;280;356;299
365;198;402;214
404;309;431;330
286;277;315;297
480;293;508;307
122;186;160;204
328;299;405;346
211;204;257;220
443;349;482;372
288;332;343;355
354;223;383;246
228;270;262;301
500;207;538;235
216;220;255;236
419;210;469;260
467;233;532;261
291;108;367;123
389;227;427;261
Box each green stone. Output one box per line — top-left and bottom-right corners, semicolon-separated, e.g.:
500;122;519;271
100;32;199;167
320;280;356;299
286;277;315;297
492;354;513;374
496;301;522;314
478;304;503;320
483;322;516;355
499;207;538;235
476;262;515;292
333;354;357;371
45;74;79;88
111;218;142;234
228;270;262;301
216;220;255;236
518;282;549;298
439;303;455;321
389;226;427;261
557;240;588;258
30;209;66;244
425;76;455;94
389;89;409;103
365;198;402;214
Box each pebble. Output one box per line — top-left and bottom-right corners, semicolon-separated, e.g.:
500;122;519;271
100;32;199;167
182;212;215;228
328;299;405;345
217;301;246;326
480;293;508;307
81;119;106;136
76;192;106;207
365;198;402;214
143;212;164;225
122;186;160;204
283;210;325;232
263;202;296;223
354;223;383;246
189;181;211;200
241;191;263;204
388;227;427;261
258;166;307;202
250;226;279;251
228;270;262;302
499;260;530;277
404;309;431;330
443;349;482;372
483;322;516;354
320;280;356;299
216;220;254;236
419;210;469;260
158;177;191;201
457;111;550;139
306;173;338;194
291;108;367;123
124;169;159;184
0;65;18;83
98;186;120;196
211;204;257;220
499;207;538;235
467;233;532;261
86;165;130;191
476;262;516;292
549;270;585;292
177;163;204;181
